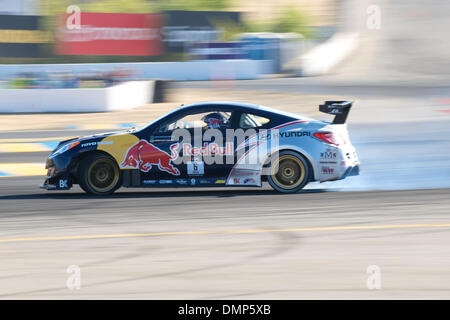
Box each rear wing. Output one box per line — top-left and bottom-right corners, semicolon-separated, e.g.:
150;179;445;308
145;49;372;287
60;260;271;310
319;101;353;124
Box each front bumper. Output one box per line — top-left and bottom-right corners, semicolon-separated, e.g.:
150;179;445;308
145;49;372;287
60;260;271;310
40;180;70;190
40;175;72;190
40;158;72;190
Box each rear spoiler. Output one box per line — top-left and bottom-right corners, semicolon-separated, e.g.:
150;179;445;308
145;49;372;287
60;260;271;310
319;101;353;124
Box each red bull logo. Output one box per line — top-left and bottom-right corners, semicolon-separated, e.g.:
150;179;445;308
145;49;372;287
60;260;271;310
120;140;180;175
182;142;233;157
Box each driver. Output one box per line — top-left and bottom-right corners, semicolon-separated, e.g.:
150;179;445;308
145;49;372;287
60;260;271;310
201;113;228;129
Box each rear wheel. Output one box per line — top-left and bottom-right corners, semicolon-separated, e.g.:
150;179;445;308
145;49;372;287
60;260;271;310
267;151;310;193
78;153;121;195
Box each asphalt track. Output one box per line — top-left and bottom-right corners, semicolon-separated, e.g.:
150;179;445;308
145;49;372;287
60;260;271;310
0;176;449;299
1;0;450;299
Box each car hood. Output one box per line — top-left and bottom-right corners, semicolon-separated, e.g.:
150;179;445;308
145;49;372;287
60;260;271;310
55;129;136;150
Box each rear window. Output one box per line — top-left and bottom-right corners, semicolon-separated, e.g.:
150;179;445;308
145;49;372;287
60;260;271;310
239;113;271;129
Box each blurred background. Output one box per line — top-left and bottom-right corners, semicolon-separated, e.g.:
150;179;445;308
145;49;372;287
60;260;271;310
0;0;336;86
0;0;449;299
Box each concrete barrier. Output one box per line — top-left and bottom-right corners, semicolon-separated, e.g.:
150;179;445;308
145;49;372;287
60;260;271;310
0;80;154;113
0;58;270;113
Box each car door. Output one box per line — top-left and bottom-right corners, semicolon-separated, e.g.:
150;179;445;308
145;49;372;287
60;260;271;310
199;111;236;183
139;106;237;186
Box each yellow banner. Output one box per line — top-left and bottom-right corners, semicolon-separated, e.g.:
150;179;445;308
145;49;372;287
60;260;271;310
0;30;51;43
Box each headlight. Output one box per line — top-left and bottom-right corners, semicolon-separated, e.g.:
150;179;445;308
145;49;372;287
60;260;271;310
50;141;80;157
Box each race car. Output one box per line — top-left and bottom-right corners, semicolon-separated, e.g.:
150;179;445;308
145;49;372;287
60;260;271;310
41;101;360;195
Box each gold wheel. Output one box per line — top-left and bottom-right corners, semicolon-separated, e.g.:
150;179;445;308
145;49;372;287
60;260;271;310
270;154;306;190
87;157;119;194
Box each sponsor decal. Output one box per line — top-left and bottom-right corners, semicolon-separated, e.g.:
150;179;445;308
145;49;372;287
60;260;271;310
270;130;310;139
176;179;188;185
162;11;241;54
231;170;259;176
329;108;342;114
279;131;311;138
81;141;113;148
199;179;211;184
243;178;256;184
190;178;196;185
320;149;338;160
121;139;180;175
56;12;163;56
321;167;335;174
159;180;173;184
143;180;157;184
59;179;68;188
215;179;226;184
187;161;204;176
174;142;234;158
233;178;240;184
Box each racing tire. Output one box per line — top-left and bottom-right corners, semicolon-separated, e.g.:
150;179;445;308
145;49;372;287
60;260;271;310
267;150;310;193
78;153;121;195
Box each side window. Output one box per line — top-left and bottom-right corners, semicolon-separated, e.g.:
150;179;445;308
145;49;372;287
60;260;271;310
157;111;232;134
239;113;271;129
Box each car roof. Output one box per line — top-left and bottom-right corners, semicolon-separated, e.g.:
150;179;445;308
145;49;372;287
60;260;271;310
180;101;260;109
175;101;316;121
178;101;278;112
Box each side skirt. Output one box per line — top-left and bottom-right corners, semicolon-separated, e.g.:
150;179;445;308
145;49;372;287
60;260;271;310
121;170;261;188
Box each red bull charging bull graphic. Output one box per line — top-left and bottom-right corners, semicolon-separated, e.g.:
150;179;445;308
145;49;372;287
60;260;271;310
120;140;180;175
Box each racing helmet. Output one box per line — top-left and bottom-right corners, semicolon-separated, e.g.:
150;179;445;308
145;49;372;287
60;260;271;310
201;112;228;129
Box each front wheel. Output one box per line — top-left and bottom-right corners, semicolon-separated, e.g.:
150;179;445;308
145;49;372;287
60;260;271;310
78;153;121;195
267;151;310;193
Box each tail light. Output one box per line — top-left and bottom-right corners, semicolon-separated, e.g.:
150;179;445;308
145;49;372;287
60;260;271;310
313;132;340;146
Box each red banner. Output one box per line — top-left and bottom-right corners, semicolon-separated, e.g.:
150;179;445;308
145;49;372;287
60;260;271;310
56;12;163;56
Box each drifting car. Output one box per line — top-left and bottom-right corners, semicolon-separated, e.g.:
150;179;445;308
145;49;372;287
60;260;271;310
41;101;360;195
